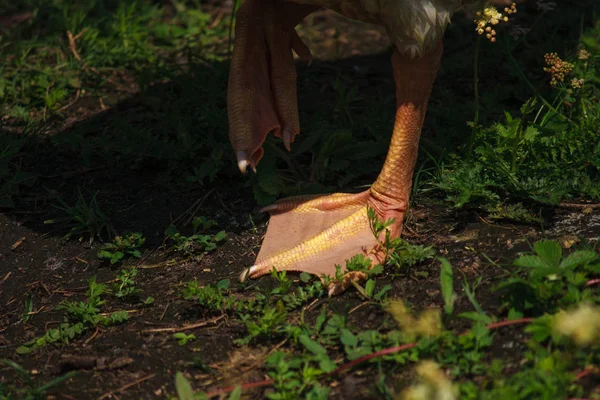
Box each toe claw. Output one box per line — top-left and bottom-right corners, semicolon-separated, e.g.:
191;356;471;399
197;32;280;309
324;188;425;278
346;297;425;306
259;204;279;213
283;129;292;152
240;265;258;282
328;284;339;297
237;151;249;174
237;151;258;174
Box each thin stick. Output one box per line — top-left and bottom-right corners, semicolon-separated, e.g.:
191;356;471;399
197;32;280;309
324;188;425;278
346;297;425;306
84;327;100;345
98;374;156;400
141;315;224;333
558;203;600;210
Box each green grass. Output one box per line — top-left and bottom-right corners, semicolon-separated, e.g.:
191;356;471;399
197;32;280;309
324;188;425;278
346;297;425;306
15;276;130;355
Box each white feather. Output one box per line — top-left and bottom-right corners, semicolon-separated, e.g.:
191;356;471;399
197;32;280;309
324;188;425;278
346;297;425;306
289;0;465;58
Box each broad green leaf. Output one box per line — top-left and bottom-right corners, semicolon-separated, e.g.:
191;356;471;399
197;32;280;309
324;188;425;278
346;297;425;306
131;250;142;258
217;279;230;290
559;250;598;269
97;250;112;259
534;240;562;268
340;329;357;347
585;263;600;273
15;346;32;355
507;308;524;320
111;251;124;264
175;372;194;400
318;356;336;373
164;224;178;237
368;264;384;276
214;231;227;242
300;334;327;356
514;255;549;269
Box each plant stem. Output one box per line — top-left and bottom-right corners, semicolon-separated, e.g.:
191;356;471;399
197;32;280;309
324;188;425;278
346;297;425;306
511;118;524;174
467;34;483;157
503;41;575;125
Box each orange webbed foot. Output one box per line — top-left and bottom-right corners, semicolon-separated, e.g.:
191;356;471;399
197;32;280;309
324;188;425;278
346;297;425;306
240;190;405;295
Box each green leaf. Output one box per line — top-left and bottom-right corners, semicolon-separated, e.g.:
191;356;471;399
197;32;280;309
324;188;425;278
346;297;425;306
318;356;336;373
374;284;392;301
514;255;549;269
459;311;493;324
217;279;230;290
228;385;242;400
175;372;195;400
214;231;227;242
299;272;312;283
299;334;327;356
585;263;600;274
534;240;562;268
131;250;142;258
368;264;384;276
507;308;524;320
164;224;179;237
111;251;124;264
314;307;327;332
340;329;357;347
15;346;32;355
439;257;456;315
365;279;375;297
559;250;598;269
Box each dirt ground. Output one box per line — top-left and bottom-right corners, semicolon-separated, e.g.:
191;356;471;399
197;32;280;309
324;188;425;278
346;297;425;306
0;3;599;399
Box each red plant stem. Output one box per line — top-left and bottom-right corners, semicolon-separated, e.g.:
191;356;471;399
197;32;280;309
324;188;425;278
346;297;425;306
204;317;534;398
325;318;537;378
481;318;534;330
585;278;600;287
326;342;417;377
575;367;599;380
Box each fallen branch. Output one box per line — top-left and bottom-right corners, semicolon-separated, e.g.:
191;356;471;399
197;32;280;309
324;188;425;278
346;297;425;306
558;202;600;210
141;315;225;333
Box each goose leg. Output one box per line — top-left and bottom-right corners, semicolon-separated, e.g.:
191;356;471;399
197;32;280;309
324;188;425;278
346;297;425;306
227;0;317;171
228;4;443;294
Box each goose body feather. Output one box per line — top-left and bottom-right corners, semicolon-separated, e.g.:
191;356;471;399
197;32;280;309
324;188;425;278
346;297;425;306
290;0;465;58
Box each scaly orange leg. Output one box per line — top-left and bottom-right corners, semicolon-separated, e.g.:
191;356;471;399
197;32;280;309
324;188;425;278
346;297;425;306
227;1;442;294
